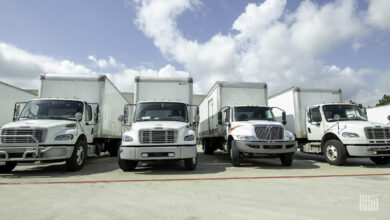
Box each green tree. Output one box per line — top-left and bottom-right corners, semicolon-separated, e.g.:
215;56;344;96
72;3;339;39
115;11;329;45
376;94;390;106
349;100;363;108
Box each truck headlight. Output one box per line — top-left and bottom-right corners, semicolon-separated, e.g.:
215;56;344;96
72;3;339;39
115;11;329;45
123;135;133;142
236;135;256;141
342;132;359;138
184;135;195;141
55;134;74;141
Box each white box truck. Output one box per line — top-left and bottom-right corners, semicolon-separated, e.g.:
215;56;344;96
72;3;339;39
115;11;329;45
0;81;36;127
118;76;198;171
269;87;390;165
367;104;390;124
0;74;128;172
198;82;297;166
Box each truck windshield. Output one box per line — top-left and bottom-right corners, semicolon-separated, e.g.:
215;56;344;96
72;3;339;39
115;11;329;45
19;100;84;121
322;105;367;122
234;107;275;121
134;102;188;122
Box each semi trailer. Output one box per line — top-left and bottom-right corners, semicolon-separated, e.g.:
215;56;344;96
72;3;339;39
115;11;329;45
0;81;36;127
118;76;198;171
367;104;390;124
198;82;297;166
0;74;128;172
269;87;390;165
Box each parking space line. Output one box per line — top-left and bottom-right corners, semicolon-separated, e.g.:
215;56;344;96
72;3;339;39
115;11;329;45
1;173;390;185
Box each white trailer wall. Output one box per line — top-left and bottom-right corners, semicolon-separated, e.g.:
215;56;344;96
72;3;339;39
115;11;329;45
39;74;129;138
269;87;342;139
199;82;267;139
0;81;36;127
367;105;390;124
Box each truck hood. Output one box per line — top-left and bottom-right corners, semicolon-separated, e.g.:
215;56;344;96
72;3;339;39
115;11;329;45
232;120;282;127
1;119;74;129
327;120;389;130
132;121;188;130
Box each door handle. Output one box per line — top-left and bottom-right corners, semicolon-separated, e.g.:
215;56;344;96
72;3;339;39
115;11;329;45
308;128;311;133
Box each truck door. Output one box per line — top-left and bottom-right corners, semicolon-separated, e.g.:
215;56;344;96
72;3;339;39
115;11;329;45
307;107;324;141
208;99;214;132
83;104;95;144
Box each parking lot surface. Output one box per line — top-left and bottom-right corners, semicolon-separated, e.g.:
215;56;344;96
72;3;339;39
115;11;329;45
1;146;389;219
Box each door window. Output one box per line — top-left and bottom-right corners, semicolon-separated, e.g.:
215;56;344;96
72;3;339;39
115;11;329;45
310;107;322;123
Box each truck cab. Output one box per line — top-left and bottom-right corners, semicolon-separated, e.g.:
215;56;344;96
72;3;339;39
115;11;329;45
217;105;297;166
303;103;390;165
118;101;198;171
0;98;99;172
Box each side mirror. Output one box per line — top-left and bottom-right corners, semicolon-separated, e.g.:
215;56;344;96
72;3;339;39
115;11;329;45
95;106;100;122
75;112;83;122
307;111;312;123
218;112;222;125
194;114;200;123
362;107;367;116
282;111;287;125
118;115;125;123
13;105;20;122
334;114;341;121
387;115;390;121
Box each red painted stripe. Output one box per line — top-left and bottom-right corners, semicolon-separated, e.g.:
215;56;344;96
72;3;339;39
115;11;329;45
1;173;390;185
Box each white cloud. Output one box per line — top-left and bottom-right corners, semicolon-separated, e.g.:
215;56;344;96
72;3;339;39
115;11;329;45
133;0;390;105
0;42;189;94
366;0;390;31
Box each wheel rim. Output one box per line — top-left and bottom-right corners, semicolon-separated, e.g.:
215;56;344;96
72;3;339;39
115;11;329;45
326;145;338;161
76;146;85;165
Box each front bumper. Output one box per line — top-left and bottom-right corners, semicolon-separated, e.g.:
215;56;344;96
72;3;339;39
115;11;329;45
0;145;74;162
119;145;197;160
346;145;390;157
236;140;297;154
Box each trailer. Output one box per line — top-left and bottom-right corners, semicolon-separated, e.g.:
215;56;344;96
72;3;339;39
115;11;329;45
118;76;198;171
367;104;390;124
0;74;129;172
269;87;390;165
0;81;36;128
198;82;297;166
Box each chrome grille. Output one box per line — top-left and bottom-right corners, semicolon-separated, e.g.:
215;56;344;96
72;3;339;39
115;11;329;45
365;127;390;139
254;126;284;140
1;129;47;143
139;130;177;144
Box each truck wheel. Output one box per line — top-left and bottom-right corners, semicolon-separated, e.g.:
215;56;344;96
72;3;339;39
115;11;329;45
203;139;214;155
0;162;17;173
184;154;198;171
323;140;347;166
231;140;240;166
66;140;87;171
280;153;293;166
370;156;390;165
118;158;138;171
109;140;121;157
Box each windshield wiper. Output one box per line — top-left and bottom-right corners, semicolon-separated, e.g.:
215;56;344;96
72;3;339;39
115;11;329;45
39;116;74;121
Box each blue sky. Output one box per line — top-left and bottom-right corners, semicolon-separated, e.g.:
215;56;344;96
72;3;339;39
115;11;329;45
0;0;389;105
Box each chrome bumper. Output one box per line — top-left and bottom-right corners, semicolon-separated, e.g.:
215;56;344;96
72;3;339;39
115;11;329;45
0;134;73;162
119;145;197;160
346;145;390;157
236;140;297;154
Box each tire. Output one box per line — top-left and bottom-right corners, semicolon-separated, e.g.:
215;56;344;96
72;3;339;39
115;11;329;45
0;162;17;173
323;140;347;166
231;140;240;166
370;156;390;165
118;158;138;171
203;139;214;155
184;154;198;171
109;140;121;157
280;153;293;166
66;139;87;171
